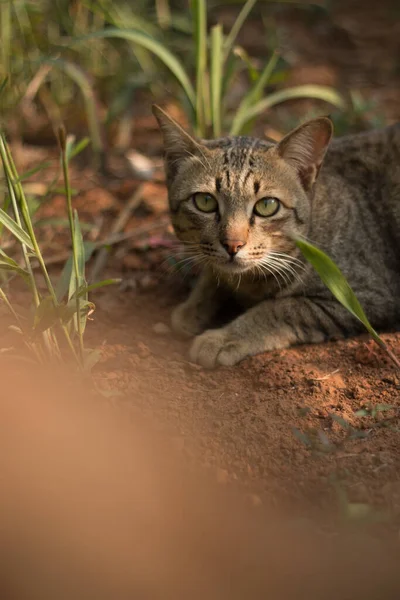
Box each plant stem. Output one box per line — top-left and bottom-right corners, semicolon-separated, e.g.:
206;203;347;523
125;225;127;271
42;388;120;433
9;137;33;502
60;135;84;362
3;137;79;364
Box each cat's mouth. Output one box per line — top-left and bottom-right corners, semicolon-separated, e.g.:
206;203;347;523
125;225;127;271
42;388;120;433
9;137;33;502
212;255;255;274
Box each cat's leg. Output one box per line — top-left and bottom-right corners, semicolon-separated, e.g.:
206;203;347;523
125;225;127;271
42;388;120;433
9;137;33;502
189;296;359;368
171;271;228;338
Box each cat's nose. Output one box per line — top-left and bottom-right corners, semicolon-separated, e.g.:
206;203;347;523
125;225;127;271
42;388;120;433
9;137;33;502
222;239;246;256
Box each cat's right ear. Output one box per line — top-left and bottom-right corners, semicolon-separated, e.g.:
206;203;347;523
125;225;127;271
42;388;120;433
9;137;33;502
152;105;201;167
276;117;333;191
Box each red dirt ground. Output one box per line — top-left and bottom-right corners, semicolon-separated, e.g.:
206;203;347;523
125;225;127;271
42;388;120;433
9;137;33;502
86;280;400;525
1;0;400;532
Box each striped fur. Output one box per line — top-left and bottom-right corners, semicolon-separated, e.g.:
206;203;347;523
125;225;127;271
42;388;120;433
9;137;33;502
153;105;400;368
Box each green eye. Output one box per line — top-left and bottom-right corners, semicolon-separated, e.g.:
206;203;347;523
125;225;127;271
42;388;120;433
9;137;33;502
253;197;280;217
193;192;218;213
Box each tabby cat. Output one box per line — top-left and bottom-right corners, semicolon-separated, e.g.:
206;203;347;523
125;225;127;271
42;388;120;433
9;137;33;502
153;105;400;368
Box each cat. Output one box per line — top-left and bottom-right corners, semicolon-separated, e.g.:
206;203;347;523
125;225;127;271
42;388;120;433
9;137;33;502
153;104;400;369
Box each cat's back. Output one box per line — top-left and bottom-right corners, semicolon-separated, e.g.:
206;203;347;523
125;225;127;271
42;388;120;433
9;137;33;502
324;123;400;178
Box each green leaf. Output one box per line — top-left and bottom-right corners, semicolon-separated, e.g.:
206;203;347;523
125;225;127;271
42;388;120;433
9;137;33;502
56;241;96;302
82;347;102;372
296;238;379;342
71;29;195;108
230;50;279;136
68;137;90;160
76;278;122;297
38;58;103;156
0;76;9;96
210;24;224;137
354;408;369;417
297;237;400;369
58;299;95;326
192;0;208;134
231;85;346;136
224;0;257;59
32;295;57;335
68;210;86;299
0;261;30;284
69;210;88;335
0;207;34;249
330;414;351;430
16;161;51;182
34;217;94;231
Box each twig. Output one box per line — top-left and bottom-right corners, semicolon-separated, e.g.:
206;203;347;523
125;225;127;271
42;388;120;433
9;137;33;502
90;184;144;281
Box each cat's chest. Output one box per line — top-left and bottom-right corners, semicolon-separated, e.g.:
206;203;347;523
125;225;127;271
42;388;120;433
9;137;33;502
228;278;277;307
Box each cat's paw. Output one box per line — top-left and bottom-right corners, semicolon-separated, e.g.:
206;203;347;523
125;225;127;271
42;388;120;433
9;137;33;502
171;302;207;339
189;328;251;369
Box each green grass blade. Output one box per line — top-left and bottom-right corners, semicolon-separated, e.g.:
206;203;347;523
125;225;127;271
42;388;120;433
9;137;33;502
210;24;224;137
68;137;90;160
68;210;88;338
76;278;122;297
296;238;400;369
296;238;376;336
56;241;96;302
230;50;279;135
231;85;346;136
39;58;104;157
0;206;34;249
70;29;196;108
0;249;30;284
191;0;208;134
224;0;257;60
0;76;8;96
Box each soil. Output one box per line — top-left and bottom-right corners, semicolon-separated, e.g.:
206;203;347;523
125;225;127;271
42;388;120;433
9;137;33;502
88;282;400;525
1;0;400;531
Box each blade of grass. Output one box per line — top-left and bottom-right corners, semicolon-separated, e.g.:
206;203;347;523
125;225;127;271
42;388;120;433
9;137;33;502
296;238;400;369
224;0;257;60
191;0;207;135
210;24;223;137
39;58;104;160
76;278;122;296
70;29;196;108
56;241;96;302
0;75;8;96
0;206;34;249
230;85;346;135
230;50;279;135
59;128;84;359
16;161;52;182
0;0;11;82
3;136;80;363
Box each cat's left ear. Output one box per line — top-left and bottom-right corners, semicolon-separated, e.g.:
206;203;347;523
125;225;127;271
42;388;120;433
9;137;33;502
152;104;203;167
276;117;333;191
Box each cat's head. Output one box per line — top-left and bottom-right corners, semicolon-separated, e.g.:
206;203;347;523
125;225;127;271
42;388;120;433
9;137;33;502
153;105;332;277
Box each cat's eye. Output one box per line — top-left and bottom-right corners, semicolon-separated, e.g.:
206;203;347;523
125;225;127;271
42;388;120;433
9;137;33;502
253;197;280;217
193;192;218;213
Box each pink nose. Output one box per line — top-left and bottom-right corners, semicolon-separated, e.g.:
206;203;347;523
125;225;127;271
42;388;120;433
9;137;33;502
222;239;246;256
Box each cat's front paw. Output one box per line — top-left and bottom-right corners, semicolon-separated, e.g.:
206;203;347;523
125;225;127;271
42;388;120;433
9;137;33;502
189;328;252;369
171;302;207;339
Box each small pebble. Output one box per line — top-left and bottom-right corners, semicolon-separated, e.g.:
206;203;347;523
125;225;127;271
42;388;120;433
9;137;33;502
153;322;171;335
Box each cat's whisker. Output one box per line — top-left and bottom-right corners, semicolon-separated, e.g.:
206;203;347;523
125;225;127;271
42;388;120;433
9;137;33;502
163;253;207;275
268;252;306;269
259;258;292;286
270;258;305;287
267;257;299;280
234;272;242;291
271;259;306;287
257;261;283;291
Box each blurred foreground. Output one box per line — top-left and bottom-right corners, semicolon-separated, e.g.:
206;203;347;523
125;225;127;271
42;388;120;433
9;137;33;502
0;361;399;599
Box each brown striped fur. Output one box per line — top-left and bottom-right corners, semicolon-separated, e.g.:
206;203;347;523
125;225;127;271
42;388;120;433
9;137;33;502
153;105;400;368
